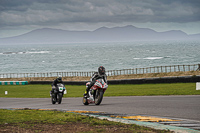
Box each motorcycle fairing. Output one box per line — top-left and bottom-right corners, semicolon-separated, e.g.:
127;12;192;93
91;79;108;90
57;83;66;92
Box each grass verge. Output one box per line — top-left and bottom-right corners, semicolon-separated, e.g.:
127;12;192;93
0;83;200;98
0;109;172;133
0;83;199;98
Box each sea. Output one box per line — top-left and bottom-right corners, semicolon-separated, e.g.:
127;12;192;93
0;40;200;74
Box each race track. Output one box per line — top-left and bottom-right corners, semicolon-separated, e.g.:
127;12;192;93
1;95;200;121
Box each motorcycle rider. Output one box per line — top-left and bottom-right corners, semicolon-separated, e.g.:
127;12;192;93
84;66;107;97
50;76;64;94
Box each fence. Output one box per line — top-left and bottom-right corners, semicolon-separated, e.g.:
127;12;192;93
107;64;200;76
0;64;199;79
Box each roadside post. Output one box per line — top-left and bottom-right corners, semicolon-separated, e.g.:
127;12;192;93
196;82;200;90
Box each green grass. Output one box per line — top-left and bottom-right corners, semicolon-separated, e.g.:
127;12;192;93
0;109;171;133
0;109;123;126
105;83;200;96
0;83;199;98
0;109;95;125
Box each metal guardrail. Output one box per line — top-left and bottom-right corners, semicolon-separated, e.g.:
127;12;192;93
0;64;199;78
29;75;200;85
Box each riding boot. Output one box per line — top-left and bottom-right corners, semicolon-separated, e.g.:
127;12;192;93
84;84;91;97
50;90;53;96
84;80;96;97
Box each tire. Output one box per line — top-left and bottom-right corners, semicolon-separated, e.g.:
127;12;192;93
51;93;56;104
57;93;62;104
83;97;89;105
95;89;104;105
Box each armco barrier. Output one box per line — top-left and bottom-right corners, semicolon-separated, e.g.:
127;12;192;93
108;75;200;84
29;81;86;85
29;75;200;85
0;81;28;85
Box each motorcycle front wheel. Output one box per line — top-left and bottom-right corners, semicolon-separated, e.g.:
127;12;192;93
51;93;56;104
57;93;63;104
95;89;104;105
82;96;89;105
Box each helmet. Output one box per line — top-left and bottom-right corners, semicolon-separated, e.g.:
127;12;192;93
57;76;62;82
98;66;105;75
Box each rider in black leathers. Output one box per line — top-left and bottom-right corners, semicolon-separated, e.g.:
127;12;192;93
51;76;64;94
84;66;107;97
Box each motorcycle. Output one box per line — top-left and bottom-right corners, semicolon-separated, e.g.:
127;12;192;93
83;78;108;105
50;83;66;104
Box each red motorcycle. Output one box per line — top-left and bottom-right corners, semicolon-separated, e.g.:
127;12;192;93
83;78;108;105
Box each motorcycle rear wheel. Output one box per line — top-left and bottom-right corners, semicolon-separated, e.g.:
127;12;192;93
95;89;104;105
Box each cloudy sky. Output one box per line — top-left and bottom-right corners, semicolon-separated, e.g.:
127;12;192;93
0;0;200;38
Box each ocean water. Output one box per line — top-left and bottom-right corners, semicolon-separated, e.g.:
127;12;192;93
0;40;200;74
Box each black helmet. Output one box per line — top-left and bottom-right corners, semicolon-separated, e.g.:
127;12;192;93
98;66;105;75
57;76;62;82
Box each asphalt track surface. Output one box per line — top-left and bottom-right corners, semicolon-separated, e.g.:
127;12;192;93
0;95;200;121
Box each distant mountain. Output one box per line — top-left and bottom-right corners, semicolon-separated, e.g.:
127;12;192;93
0;25;199;44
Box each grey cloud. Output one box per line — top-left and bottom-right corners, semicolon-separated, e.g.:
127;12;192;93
150;1;200;23
0;0;199;28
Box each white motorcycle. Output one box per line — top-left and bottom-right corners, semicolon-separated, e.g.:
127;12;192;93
51;83;66;104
